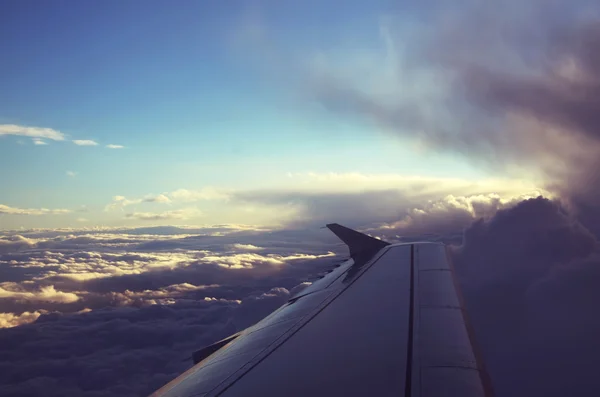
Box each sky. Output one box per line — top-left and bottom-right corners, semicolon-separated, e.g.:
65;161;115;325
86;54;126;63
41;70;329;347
0;0;546;230
3;1;600;397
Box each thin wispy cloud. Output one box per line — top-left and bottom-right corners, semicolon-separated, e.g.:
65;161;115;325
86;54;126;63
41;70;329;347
66;171;76;177
0;204;71;216
124;208;200;220
105;189;231;211
0;124;66;141
106;144;124;149
170;188;230;202
72;139;98;146
105;194;172;211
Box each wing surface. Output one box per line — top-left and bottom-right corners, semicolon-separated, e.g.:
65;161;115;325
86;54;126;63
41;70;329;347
151;225;493;397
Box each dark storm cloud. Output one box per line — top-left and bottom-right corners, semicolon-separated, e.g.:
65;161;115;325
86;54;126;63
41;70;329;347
306;2;600;218
451;197;600;397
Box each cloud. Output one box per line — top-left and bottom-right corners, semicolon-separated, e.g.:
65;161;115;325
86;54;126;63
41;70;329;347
32;138;48;145
234;186;544;230
229;243;264;251
66;171;76;177
247;2;600;224
105;194;172;211
143;194;171;204
7;201;600;396
106;144;124;149
370;192;542;239
105;195;140;211
0;124;66;141
0;311;44;328
0;204;71;216
0;224;342;395
168;188;230;202
0;284;80;304
124;209;200;221
451;197;600;396
72;139;98;146
0;235;36;254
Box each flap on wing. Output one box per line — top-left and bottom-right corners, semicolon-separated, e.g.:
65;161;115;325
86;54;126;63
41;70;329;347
326;223;389;258
192;331;242;364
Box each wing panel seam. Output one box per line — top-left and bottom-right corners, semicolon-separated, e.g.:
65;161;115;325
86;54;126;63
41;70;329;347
404;244;415;397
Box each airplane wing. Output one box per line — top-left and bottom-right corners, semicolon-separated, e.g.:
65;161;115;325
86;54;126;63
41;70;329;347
150;223;493;397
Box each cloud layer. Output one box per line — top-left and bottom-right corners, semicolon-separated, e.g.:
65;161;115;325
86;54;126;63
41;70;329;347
3;195;600;396
0;225;342;395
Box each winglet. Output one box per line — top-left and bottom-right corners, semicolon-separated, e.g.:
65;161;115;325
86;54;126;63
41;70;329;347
326;223;389;258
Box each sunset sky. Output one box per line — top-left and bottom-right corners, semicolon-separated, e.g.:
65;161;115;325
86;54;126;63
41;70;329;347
0;1;549;230
2;2;600;397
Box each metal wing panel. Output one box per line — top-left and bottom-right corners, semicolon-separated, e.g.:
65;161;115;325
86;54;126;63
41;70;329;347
413;243;492;397
151;227;493;397
218;245;412;397
151;244;393;397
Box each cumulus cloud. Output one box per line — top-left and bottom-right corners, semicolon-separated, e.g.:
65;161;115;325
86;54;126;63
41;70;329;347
144;194;171;204
371;192;543;240
0;204;71;216
235;186;544;230
72;139;98;146
0;124;65;141
106;144;124;149
0;311;44;328
451;197;600;397
0;235;36;254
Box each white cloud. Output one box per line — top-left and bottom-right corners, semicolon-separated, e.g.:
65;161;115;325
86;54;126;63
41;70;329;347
202;251;335;269
66;171;76;177
105;194;172;211
0;284;79;303
229;243;264;251
125;208;200;221
143;194;171;204
0;204;71;216
169;188;230;202
285;172;542;197
72;140;98;146
32;138;48;145
105;195;138;211
0;311;45;328
105;189;228;212
106;144;124;149
0;124;66;141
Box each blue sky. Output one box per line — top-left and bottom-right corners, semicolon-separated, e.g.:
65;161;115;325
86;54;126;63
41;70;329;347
0;1;543;229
